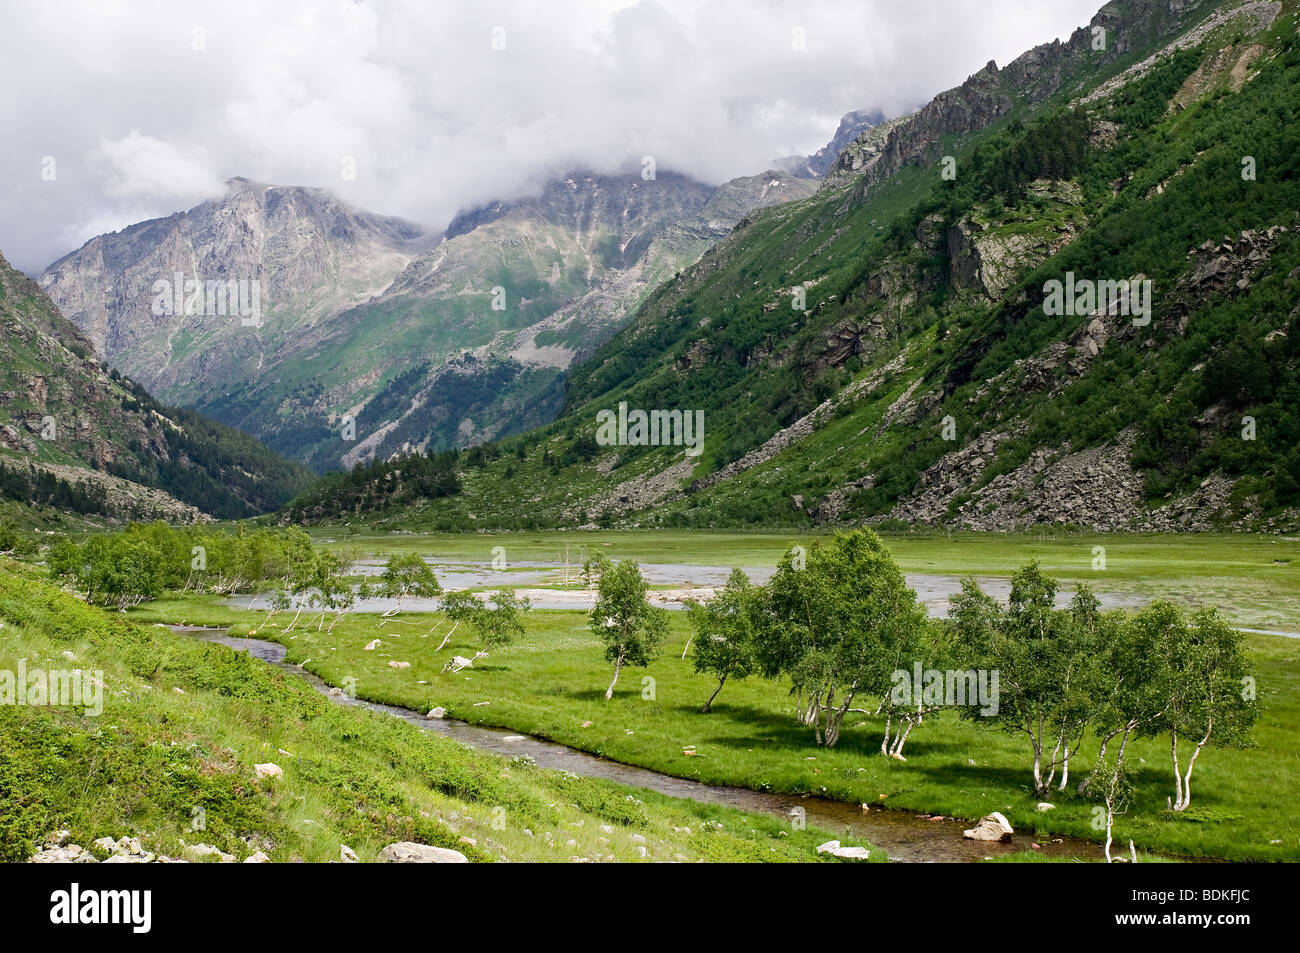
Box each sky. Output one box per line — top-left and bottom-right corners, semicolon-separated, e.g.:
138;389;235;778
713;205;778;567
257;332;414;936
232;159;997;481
0;0;1104;274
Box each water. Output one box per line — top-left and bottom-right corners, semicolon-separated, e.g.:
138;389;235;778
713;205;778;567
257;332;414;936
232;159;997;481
228;564;1150;617
173;626;1112;863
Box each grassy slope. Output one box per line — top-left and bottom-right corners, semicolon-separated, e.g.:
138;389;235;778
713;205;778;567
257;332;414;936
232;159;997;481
131;576;1300;863
0;561;869;863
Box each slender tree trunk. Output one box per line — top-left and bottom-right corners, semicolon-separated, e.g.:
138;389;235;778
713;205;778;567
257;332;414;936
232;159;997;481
1104;800;1115;863
1171;732;1184;811
605;654;624;700
1031;736;1046;795
702;675;726;713
1175;720;1212;812
435;620;459;652
891;717;915;758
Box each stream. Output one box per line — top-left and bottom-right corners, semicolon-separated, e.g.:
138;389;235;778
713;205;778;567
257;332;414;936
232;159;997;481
172;625;1112;863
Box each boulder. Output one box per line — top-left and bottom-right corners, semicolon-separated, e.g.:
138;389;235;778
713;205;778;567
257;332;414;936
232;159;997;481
426;707;447;719
378;842;469;864
340;845;360;863
816;839;870;860
254;762;283;780
243;851;271;863
963;812;1014;842
363;639;381;651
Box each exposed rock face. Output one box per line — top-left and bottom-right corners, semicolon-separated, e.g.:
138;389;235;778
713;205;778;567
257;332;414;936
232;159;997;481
778;108;892;181
40;177;426;406
378;842;469;864
946;181;1087;300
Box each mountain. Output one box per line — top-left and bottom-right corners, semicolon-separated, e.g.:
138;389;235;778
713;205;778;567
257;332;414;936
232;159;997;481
41;169;813;472
290;0;1300;534
1;249;311;523
38;177;428;449
774;108;889;178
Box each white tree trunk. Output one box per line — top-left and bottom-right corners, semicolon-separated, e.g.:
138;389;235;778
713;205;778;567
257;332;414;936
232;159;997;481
605;654;624;700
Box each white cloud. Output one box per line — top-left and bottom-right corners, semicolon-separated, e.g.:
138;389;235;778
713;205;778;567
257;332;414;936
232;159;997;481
0;0;1104;273
87;131;225;201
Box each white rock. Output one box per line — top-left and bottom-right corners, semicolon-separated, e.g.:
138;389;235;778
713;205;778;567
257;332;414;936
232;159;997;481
29;845;97;863
45;830;71;847
426;707;447;719
388;660;410;669
826;846;870;860
1036;802;1056;812
963;812;1014;842
364;639;382;651
254;762;283;780
340;845;359;863
243;851;271;863
378;842;469;864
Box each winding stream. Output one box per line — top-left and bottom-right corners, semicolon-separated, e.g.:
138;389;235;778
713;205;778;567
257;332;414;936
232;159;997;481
175;626;1112;863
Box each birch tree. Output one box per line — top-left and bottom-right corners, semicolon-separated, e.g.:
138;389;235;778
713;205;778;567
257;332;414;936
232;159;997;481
687;568;761;712
1151;606;1258;811
759;530;927;747
590;559;667;700
952;563;1101;795
440;588;531;670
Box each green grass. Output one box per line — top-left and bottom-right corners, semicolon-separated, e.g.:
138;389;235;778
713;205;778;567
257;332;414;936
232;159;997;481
0;560;871;864
130;581;1300;863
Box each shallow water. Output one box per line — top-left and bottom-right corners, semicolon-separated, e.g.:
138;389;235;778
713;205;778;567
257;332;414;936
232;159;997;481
228;564;1150;617
174;626;1112;863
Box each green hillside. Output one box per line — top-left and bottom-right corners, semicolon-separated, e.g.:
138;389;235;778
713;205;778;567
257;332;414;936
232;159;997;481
289;0;1300;533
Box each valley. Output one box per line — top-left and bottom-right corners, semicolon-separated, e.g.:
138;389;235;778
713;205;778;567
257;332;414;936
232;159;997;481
2;0;1298;888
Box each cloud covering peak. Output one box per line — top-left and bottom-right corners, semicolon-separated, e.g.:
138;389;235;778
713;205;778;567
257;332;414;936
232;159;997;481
0;0;1102;273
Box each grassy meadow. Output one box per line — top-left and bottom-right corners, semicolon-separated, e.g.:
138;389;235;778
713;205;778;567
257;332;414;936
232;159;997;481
131;552;1300;863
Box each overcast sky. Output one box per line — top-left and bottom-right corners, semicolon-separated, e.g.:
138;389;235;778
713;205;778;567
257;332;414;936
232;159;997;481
0;0;1104;274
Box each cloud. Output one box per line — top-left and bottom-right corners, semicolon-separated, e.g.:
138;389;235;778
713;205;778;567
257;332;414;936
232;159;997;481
87;132;225;201
0;0;1104;273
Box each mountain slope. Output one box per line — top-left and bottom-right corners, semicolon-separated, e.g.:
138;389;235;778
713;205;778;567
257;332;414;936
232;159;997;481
41;170;813;472
291;0;1300;533
1;249;311;522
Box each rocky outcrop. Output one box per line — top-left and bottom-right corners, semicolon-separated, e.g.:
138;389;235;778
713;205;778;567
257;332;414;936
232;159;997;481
776;108;890;179
946;181;1086;300
827;0;1207;195
378;841;469;864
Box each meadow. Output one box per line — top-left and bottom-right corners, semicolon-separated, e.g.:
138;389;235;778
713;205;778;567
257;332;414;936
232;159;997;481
131;541;1300;863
